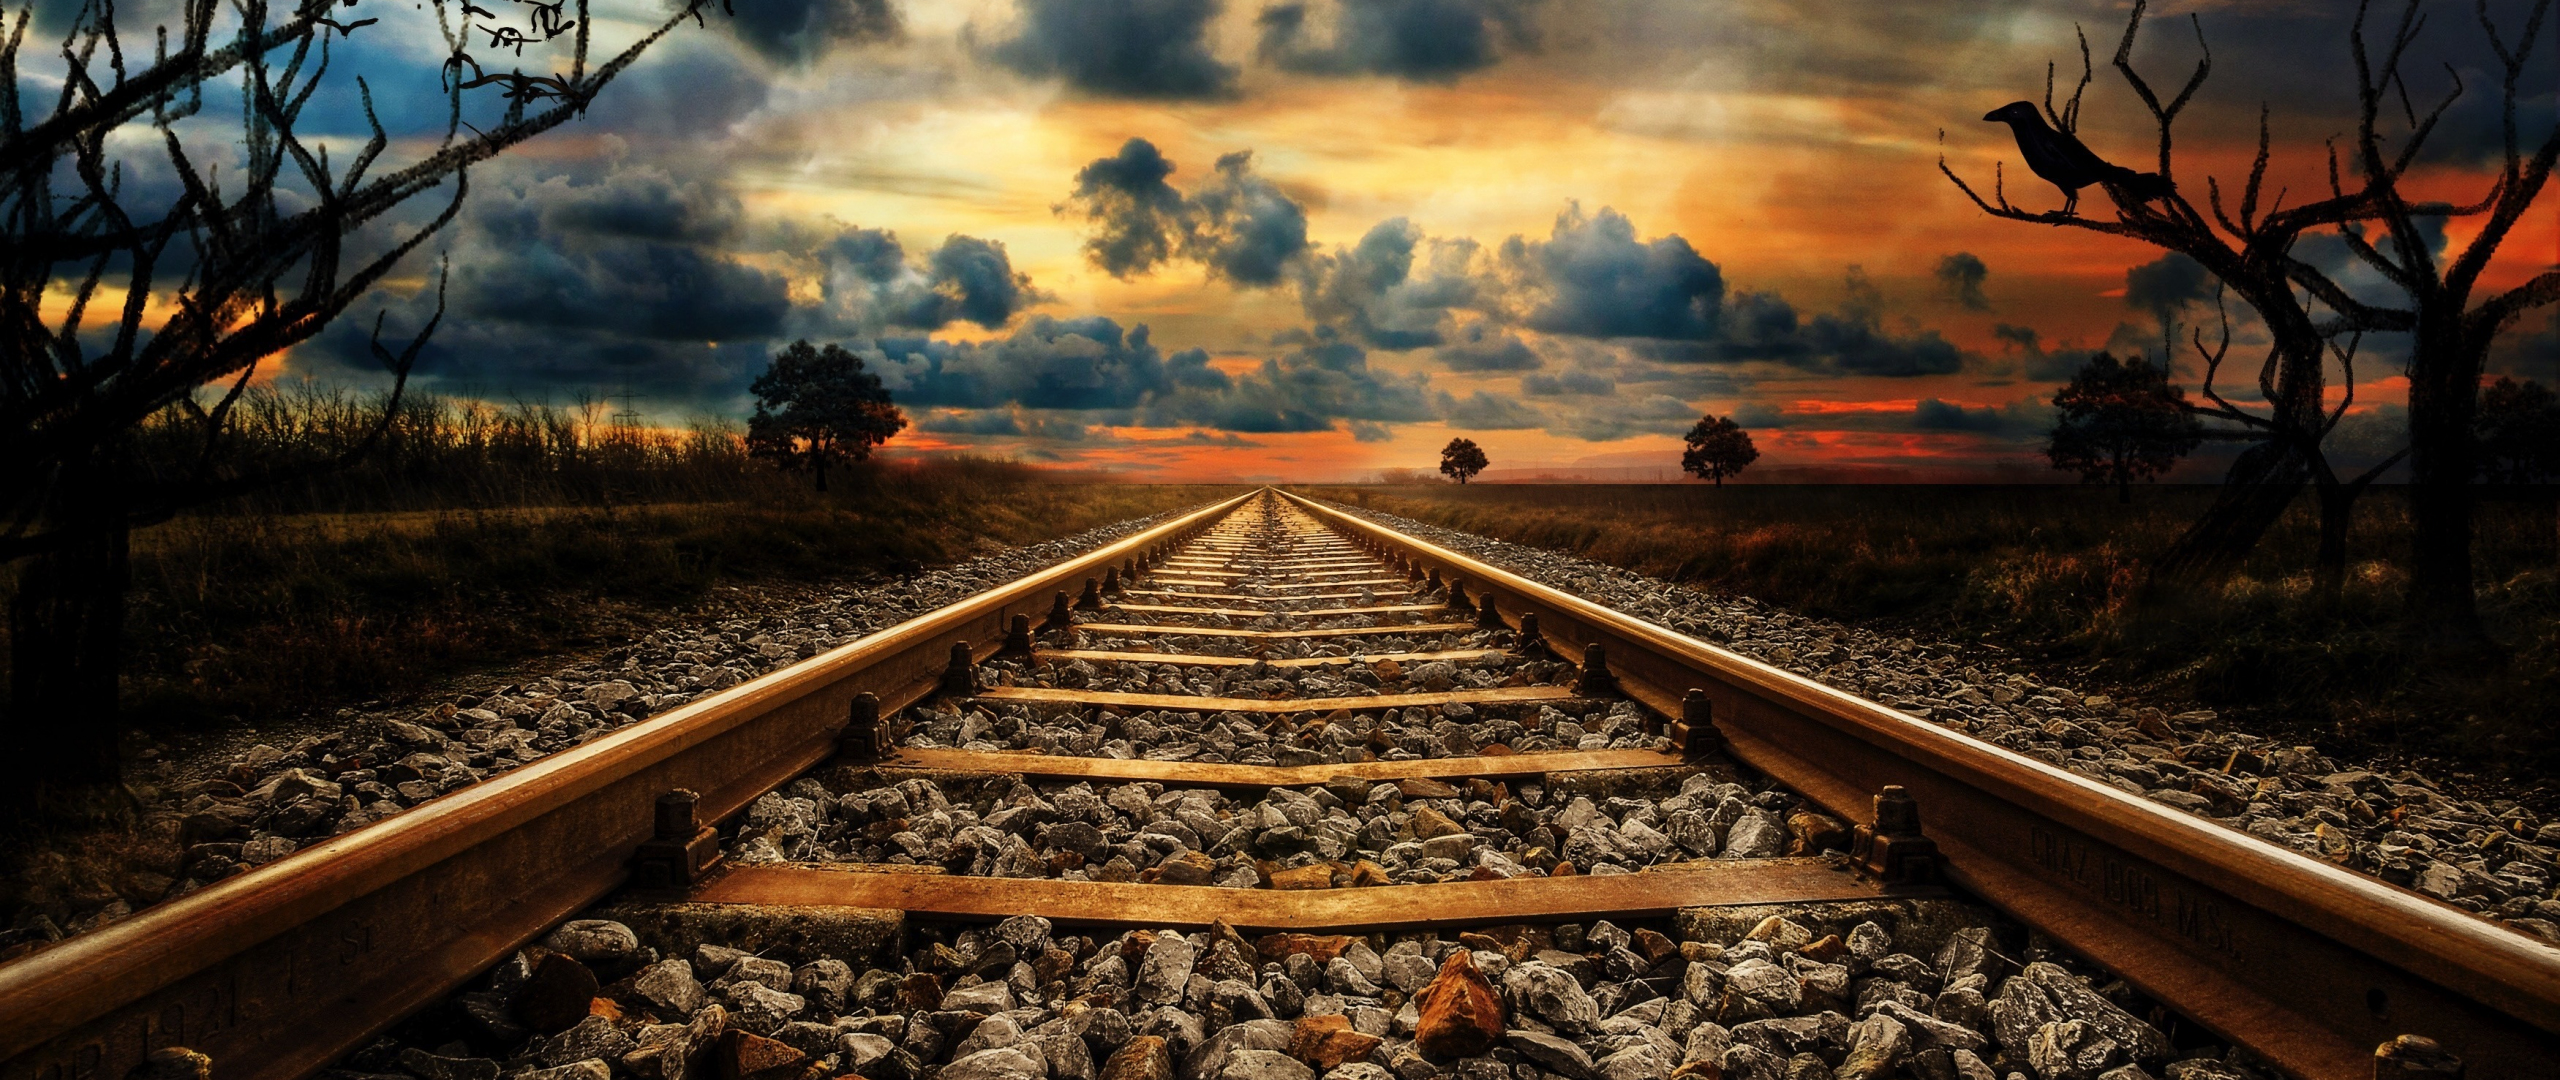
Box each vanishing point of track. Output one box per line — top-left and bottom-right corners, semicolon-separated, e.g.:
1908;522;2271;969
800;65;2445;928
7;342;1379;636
1;490;2555;1080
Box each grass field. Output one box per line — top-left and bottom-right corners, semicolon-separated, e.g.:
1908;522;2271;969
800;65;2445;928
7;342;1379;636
1294;482;2560;795
4;461;1237;736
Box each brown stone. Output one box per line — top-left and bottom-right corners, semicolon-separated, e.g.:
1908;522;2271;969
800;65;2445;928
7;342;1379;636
1633;928;1680;963
1398;777;1458;798
1798;934;1846;963
1463;779;1507;803
1211;919;1257;960
1670;1061;1724;1080
513;951;600;1034
897;970;943;1012
1371;659;1404;682
1550;860;1576;877
716;1028;808;1080
1036;947;1079;984
1100;1034;1176;1080
1479;743;1515;756
589;995;626;1022
1156;850;1218;885
1412;949;1505;1060
1269;864;1336;890
1256;932;1355;963
1410;805;1465;840
1290;1014;1385;1069
1786;811;1849;856
1351;860;1393;887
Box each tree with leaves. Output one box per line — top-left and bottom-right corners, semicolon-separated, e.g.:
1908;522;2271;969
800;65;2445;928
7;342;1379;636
2045;353;2204;503
1680;415;1760;487
2476;378;2560;485
1439;437;1488;484
746;341;907;491
0;0;714;805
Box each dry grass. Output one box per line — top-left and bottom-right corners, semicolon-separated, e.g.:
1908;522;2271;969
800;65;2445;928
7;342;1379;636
1295;483;2560;793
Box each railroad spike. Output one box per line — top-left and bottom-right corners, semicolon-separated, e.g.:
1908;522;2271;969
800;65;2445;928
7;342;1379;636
1102;567;1122;594
1575;641;1617;697
1426;568;1442;591
1075;577;1105;611
1476;592;1503;629
1122;557;1140;583
631;788;722;890
939;640;979;698
1514;611;1554;660
839;692;887;760
1447;578;1472;612
997;613;1034;657
1681;688;1724;758
1040;590;1075;633
1850;784;1940;884
2372;1035;2462;1080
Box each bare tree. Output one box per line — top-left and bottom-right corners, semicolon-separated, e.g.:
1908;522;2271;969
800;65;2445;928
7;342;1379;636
0;0;716;804
1942;1;2435;601
2304;0;2558;645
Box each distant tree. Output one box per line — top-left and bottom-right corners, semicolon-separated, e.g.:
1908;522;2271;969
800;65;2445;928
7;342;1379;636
747;342;908;492
1681;415;1760;486
2477;378;2560;485
1439;438;1489;484
2045;352;2203;502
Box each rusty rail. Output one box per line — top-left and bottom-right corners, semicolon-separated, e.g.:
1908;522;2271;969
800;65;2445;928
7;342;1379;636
0;493;1255;1080
1279;489;2560;1080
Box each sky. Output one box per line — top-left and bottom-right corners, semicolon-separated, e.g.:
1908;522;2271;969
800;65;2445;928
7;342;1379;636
62;0;2560;481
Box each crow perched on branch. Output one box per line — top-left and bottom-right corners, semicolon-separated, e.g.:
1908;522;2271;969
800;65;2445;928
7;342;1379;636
1983;101;2173;216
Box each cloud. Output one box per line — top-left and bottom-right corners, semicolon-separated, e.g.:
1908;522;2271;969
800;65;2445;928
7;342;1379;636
806;227;1045;332
294;162;801;400
2124;251;2215;351
1541;392;1696;441
1063;139;1188;279
714;0;899;67
1504;204;1724;340
1144;327;1440;432
1994;322;2101;382
1434;324;1541;371
1346;420;1397;442
1062;141;1310;285
1294;218;1485;349
1912;397;2048;436
1444;389;1544;429
1711;271;1971;377
868;316;1213;411
915;408;1098;442
985;0;1239;100
1936;252;1991;311
1255;0;1539;83
1521;368;1614;396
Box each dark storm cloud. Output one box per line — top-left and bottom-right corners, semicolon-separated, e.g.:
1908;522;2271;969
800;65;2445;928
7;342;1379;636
1994;322;2100;382
1542;392;1695;441
1064;139;1188;279
1346;420;1397;443
1062;141;1311;285
868;316;1213;411
2125;252;2213;333
1188;152;1312;285
1521;368;1614;396
578;41;774;140
986;0;1240;99
1142;327;1440;433
1294;218;1484;349
1936;252;1991;311
296;163;790;400
710;0;899;66
1444;389;1543;429
1505;205;1724;340
1255;0;1539;83
807;226;1044;332
1434;324;1541;371
915;409;1097;441
1913;397;2047;437
1711;273;1971;377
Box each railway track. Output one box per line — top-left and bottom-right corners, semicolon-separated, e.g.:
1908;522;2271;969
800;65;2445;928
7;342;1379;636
1;489;2554;1080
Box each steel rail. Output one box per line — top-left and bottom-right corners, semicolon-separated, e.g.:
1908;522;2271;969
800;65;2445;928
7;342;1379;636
0;492;1256;1080
1279;489;2560;1080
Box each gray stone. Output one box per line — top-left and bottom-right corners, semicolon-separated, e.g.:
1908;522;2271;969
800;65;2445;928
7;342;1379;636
1502;962;1600;1032
1504;1030;1597;1080
633;959;705;1015
939;1045;1050;1080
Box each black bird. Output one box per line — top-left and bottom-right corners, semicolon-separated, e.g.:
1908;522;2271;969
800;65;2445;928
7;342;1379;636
1983;101;2173;215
